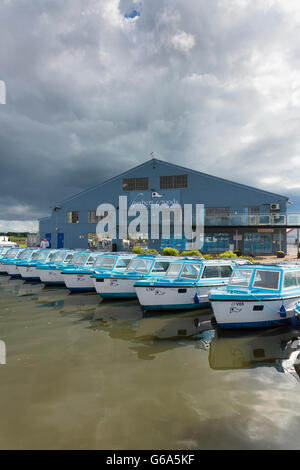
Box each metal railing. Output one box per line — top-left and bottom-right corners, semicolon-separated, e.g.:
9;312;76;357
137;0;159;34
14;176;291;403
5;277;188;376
202;213;300;227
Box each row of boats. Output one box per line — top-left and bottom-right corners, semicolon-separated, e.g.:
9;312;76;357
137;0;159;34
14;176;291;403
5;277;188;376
1;246;300;329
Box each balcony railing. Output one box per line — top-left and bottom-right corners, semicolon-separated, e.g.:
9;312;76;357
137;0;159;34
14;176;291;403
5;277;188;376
202;213;300;227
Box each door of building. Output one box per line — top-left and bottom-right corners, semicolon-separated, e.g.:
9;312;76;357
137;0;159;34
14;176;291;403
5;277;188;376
57;233;64;249
244;233;271;254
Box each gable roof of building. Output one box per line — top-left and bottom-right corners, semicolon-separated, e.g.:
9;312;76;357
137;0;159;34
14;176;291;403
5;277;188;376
53;157;288;206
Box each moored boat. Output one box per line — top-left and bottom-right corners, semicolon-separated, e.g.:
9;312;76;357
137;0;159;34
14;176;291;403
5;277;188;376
209;264;300;328
62;252;135;292
135;258;251;311
4;248;40;278
39;251;96;285
92;254;174;299
0;248;26;274
17;249;58;280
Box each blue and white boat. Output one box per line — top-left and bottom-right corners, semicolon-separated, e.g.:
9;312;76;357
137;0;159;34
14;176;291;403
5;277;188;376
62;252;135;292
92;254;174;299
39;251;97;285
17;249;58;281
4;248;40;277
135;258;251;311
0;248;26;274
209;264;300;328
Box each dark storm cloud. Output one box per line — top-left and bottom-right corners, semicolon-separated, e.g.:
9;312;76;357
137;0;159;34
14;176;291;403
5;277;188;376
1;0;300;229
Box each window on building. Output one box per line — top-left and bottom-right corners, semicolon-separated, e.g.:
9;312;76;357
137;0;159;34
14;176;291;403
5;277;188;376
88;211;98;223
67;211;79;223
122;177;148;191
205;207;231;217
248;206;260;215
160;175;188;189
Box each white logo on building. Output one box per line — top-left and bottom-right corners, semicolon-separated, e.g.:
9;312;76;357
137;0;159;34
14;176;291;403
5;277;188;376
96;196;204;250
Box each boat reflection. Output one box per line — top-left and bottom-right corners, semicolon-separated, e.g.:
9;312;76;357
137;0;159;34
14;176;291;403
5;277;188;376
17;282;45;297
209;326;300;381
89;308;215;359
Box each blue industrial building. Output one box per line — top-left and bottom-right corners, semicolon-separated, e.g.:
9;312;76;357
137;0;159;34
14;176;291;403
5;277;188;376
39;158;289;255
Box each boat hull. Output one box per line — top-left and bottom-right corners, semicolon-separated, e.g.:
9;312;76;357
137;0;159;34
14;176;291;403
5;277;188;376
6;264;22;278
18;266;40;281
135;285;212;311
93;277;137;298
211;296;300;328
39;269;64;285
63;273;95;292
0;262;9;274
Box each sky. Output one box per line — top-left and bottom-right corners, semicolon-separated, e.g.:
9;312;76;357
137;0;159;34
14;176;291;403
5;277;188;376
1;0;300;232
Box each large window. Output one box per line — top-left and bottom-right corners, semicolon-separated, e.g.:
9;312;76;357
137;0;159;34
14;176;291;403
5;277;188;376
253;270;280;290
88;211;98;223
123;177;148;191
166;263;183;278
205;207;231;217
180;264;201;280
283;271;300;289
201;265;232;279
229;269;253;287
160;175;188;189
151;261;171;273
67;211;79;224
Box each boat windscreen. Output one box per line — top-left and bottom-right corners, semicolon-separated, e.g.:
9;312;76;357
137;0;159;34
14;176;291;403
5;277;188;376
126;259;140;272
180;263;201;280
17;250;32;260
283;270;300;289
47;252;57;261
86;255;96;266
151;261;170;273
70;254;88;266
253;270;280;290
35;251;48;261
115;258;132;269
100;257;116;269
166;263;183;278
51;252;66;263
6;249;19;259
229;269;253;287
134;259;153;273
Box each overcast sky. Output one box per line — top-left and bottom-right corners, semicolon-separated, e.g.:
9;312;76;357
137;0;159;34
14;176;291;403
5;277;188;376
1;0;300;232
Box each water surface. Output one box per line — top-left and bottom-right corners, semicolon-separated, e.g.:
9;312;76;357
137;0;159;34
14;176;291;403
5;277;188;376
0;276;300;450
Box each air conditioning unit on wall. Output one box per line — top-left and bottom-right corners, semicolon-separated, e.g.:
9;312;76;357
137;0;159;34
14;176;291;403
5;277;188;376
270;203;280;211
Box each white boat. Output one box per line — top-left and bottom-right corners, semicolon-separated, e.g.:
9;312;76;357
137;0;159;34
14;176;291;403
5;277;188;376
135;258;251;311
209;264;300;328
62;253;135;292
0;248;25;274
17;250;58;280
92;255;174;299
39;251;95;285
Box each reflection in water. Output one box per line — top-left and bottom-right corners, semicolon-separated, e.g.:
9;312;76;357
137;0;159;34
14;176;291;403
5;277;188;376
1;277;300;449
89;306;215;360
209;327;300;381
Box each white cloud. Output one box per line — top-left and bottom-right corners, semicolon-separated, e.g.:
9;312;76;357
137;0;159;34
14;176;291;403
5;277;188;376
170;30;195;53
